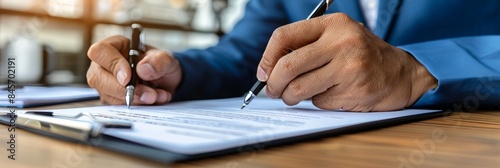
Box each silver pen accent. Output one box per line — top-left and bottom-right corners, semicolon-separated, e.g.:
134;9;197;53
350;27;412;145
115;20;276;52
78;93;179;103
241;81;266;109
126;85;135;108
241;90;256;109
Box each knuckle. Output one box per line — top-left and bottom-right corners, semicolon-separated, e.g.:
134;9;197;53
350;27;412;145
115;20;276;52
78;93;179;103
330;13;353;23
269;25;293;49
271;26;288;41
266;85;280;97
276;57;298;79
88;36;128;74
288;80;307;98
341;33;366;47
260;54;275;70
87;42;103;61
321;13;353;28
344;60;367;75
151;52;169;70
86;66;99;88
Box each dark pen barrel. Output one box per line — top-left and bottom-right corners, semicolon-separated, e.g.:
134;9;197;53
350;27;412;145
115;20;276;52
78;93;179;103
251;81;266;95
307;0;332;19
130;24;143;51
127;55;139;86
127;24;143;87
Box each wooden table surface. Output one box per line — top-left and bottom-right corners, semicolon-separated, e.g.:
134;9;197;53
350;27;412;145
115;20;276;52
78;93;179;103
1;100;500;168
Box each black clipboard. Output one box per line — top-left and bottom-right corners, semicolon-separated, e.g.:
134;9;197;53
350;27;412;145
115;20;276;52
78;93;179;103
0;110;447;163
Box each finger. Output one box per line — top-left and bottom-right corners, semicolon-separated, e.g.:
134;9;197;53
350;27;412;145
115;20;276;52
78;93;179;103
280;61;339;105
101;84;167;105
257;18;325;81
311;86;352;111
153;88;171;104
134;84;158;105
137;50;178;81
87;62;126;98
311;84;379;112
87;35;131;86
87;62;163;105
265;42;334;98
134;86;173;105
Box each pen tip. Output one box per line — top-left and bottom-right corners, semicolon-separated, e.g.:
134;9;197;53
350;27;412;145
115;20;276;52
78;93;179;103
241;104;246;110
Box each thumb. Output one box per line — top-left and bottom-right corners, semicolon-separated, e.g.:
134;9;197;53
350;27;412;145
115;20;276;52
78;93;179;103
136;49;176;81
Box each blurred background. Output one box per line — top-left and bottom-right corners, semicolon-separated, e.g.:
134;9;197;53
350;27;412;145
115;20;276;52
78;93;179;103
0;0;248;85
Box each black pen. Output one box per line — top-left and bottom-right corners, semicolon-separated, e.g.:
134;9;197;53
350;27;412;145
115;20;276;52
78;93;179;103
126;24;144;108
241;0;334;109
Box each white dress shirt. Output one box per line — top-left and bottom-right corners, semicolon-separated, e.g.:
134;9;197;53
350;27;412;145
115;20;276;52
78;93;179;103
359;0;379;30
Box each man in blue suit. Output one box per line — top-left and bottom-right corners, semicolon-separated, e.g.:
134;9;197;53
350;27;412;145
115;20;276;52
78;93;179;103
87;0;500;111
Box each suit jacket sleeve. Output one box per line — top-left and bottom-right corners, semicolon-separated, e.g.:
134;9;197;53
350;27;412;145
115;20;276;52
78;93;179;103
400;35;500;110
172;0;288;101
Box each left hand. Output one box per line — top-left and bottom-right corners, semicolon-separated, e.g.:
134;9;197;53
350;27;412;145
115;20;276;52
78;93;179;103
257;13;437;112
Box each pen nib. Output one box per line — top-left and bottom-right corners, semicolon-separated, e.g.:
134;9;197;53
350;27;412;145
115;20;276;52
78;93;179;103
240;104;246;110
125;85;135;109
125;94;132;108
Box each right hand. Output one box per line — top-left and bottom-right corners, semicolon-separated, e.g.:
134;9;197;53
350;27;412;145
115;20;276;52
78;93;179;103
87;35;182;105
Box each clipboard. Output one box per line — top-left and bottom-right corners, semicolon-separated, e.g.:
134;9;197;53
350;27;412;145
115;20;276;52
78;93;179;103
0;98;447;163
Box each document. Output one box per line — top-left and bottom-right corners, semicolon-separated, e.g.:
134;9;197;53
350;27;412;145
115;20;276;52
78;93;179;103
44;97;442;155
0;86;99;107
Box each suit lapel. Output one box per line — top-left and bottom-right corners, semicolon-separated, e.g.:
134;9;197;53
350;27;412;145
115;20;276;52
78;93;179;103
374;0;402;40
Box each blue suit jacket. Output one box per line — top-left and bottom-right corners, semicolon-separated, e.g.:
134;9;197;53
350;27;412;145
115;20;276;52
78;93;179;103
173;0;500;110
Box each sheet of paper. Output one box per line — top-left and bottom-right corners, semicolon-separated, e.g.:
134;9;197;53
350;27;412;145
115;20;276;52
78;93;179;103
48;97;441;155
0;86;99;107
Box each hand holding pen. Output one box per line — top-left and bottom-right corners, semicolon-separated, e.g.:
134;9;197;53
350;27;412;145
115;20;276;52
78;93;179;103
87;28;183;106
241;0;335;109
248;0;434;111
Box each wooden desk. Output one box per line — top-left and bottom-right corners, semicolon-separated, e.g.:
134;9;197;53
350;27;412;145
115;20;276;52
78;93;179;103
1;101;500;168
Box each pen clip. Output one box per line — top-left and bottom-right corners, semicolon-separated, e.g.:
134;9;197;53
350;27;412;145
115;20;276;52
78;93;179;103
130;23;145;54
26;111;133;129
15;113;102;141
25;111;53;116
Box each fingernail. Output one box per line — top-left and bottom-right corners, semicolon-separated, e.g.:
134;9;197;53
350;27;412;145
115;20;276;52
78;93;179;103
138;63;155;77
140;92;155;104
117;69;127;86
257;66;267;81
